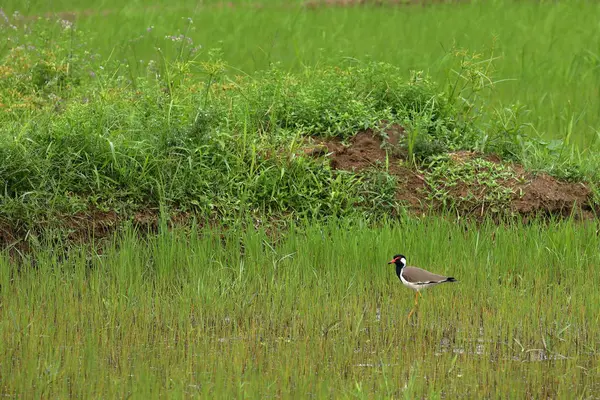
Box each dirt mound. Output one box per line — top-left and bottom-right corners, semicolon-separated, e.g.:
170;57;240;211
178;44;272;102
514;174;592;217
310;124;404;171
306;128;595;219
322;132;389;170
430;150;592;218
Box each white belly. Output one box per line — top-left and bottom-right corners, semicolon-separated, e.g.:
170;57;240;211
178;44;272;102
399;273;438;291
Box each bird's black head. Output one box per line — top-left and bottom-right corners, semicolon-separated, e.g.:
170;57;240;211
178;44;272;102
387;254;406;267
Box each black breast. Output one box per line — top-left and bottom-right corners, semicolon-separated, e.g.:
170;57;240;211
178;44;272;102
395;264;403;281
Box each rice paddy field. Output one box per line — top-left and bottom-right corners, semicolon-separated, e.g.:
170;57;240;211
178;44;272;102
2;220;600;398
1;0;600;398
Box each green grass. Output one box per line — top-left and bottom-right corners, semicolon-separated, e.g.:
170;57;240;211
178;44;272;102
3;0;600;147
1;218;599;397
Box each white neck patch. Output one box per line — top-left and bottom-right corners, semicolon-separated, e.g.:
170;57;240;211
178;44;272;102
400;257;407;266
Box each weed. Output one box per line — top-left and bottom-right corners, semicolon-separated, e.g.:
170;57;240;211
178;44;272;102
423;155;518;215
356;169;400;216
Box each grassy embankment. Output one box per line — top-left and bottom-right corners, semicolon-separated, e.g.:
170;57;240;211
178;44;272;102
1;4;599;236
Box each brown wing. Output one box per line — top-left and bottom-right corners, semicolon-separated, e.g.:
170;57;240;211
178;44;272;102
402;267;450;284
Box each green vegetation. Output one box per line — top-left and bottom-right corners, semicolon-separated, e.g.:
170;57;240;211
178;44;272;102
1;1;599;398
3;0;600;146
2;220;599;397
423;155;519;214
0;11;597;232
0;218;600;398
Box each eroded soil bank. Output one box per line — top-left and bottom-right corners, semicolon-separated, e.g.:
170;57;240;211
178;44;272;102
1;126;596;252
305;127;594;219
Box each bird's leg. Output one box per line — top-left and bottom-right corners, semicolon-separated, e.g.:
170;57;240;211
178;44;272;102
407;291;421;321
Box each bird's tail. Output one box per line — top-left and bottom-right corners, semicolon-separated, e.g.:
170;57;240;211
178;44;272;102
445;277;457;283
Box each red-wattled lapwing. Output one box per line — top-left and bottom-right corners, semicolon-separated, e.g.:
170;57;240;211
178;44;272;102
388;254;457;320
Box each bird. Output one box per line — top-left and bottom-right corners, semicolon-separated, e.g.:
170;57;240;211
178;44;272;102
387;254;457;320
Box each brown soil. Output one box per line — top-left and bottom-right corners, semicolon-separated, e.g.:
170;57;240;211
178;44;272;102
62;209;198;242
305;127;595;220
0;208;200;259
306;123;405;171
304;124;428;210
514;174;592;218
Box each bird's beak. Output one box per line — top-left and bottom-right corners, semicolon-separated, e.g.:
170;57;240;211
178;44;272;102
387;258;396;264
